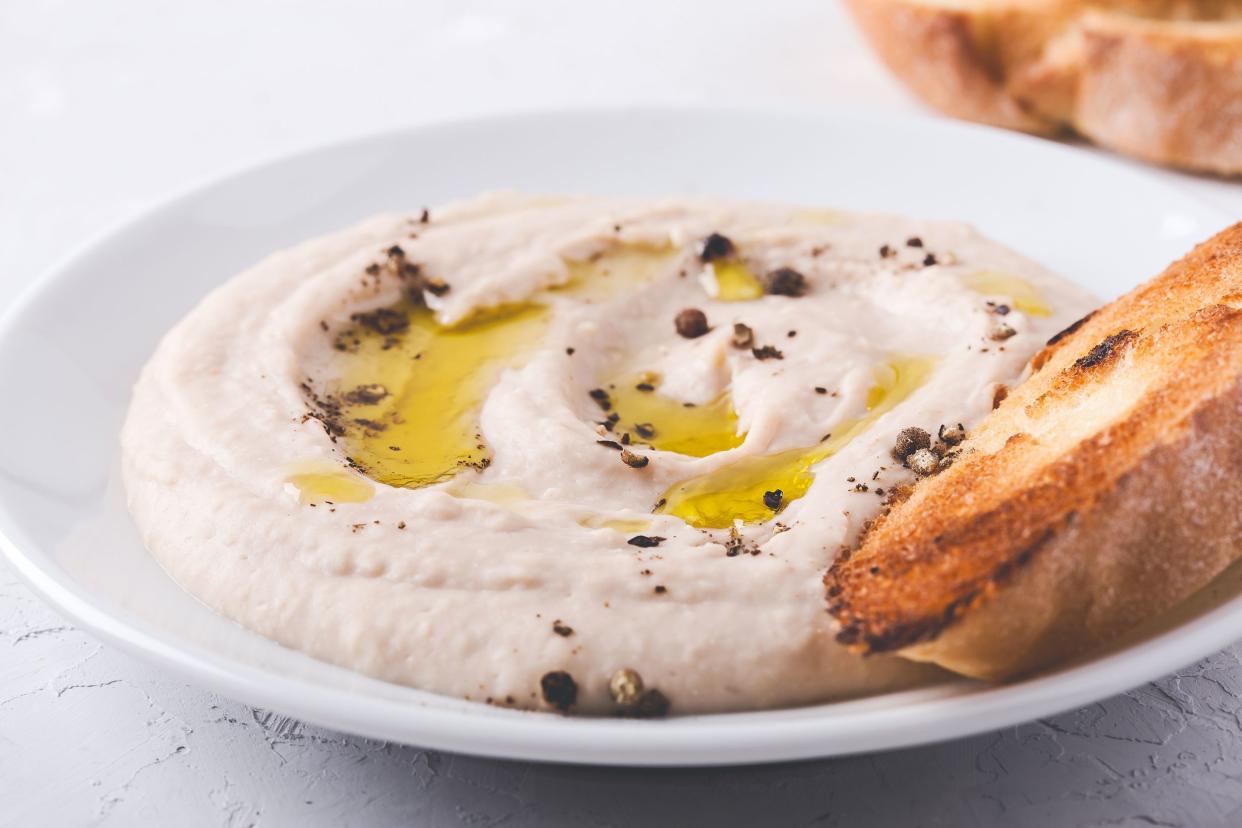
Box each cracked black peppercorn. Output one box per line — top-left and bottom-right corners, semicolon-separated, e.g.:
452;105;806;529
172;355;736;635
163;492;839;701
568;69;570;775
675;308;710;339
540;671;578;712
763;267;807;297
698;232;736;262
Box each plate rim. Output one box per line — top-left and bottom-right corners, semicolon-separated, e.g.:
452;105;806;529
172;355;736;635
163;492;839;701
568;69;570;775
1;104;1236;766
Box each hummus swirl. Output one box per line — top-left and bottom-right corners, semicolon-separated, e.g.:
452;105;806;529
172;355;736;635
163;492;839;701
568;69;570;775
122;194;1095;714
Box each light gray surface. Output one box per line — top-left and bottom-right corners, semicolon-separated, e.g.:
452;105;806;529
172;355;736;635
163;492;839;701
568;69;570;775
4;1;1242;825
7;562;1242;827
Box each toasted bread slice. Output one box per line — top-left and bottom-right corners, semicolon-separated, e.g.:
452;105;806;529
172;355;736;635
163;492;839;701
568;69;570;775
843;0;1071;134
845;0;1242;175
826;223;1242;680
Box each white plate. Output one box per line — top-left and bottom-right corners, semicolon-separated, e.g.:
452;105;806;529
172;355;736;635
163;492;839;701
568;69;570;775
0;107;1235;766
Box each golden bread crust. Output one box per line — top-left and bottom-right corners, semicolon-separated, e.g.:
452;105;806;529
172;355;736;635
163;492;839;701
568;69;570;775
1076;14;1242;175
825;223;1242;680
843;0;1242;174
843;0;1061;133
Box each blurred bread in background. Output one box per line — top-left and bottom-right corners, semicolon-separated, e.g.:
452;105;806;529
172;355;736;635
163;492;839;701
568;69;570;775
844;0;1242;175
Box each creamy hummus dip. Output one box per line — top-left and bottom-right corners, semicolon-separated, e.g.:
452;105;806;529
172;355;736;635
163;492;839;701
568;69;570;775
122;193;1095;715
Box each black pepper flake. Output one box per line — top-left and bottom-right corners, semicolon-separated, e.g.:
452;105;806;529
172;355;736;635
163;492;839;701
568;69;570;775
922;253;938;267
731;323;755;349
752;345;783;360
698;232;736;262
653;585;668;594
906;237;924;248
588;388;612;411
723;526;760;557
396;521;406;529
597;439;623;451
343;383;389;405
763;267;808;297
628;535;665;548
635;382;655;392
763;489;783;510
814;386;828;395
634;422;656;439
879;244;895;259
552;621;574;637
675;308;710;339
990;322;1017;341
386;244;405;259
419;208;430;224
539;671;578;712
625;688;671;718
620;448;649;469
566;347;575;355
350;307;409;335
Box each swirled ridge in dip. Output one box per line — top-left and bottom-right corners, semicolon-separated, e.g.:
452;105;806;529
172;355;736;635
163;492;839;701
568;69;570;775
122;194;1096;714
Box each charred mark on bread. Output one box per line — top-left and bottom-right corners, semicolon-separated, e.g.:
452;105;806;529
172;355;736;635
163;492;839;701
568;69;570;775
1073;329;1138;371
1047;310;1097;348
1032;310;1099;372
1025;330;1141;418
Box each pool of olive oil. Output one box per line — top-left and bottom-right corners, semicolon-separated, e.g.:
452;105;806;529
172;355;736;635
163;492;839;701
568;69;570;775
710;261;764;301
606;374;745;457
330;299;549;489
285;459;376;505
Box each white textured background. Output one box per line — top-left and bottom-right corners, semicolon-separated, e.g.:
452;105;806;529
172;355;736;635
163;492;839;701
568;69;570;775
3;2;1242;825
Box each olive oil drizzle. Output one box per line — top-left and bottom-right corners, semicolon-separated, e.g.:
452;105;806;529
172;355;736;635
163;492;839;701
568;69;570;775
656;356;937;529
304;238;938;534
966;271;1052;317
325;246;677;492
